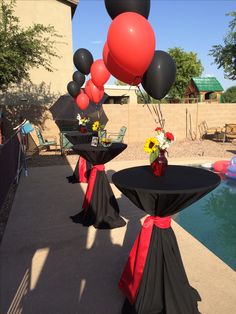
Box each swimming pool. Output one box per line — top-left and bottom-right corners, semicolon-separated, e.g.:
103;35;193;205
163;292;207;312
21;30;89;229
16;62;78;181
173;174;236;271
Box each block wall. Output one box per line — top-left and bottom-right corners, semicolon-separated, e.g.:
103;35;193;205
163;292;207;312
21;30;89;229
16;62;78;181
35;103;236;144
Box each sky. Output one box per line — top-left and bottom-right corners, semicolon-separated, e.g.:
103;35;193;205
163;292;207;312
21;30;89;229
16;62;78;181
72;0;236;91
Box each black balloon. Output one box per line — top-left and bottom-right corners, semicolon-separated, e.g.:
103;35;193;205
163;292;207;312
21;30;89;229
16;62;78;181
73;71;85;87
73;48;94;75
141;50;176;100
105;0;150;20
67;81;80;98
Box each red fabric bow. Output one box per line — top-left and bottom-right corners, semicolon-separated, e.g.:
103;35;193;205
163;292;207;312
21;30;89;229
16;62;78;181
78;157;88;183
82;164;105;212
119;215;171;304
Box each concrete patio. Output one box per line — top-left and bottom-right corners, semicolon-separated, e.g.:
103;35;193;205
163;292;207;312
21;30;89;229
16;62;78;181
0;158;236;314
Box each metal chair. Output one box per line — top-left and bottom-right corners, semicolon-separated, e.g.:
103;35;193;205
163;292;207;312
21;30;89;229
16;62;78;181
107;126;127;143
198;121;223;141
35;128;58;151
59;132;74;155
223;124;236;142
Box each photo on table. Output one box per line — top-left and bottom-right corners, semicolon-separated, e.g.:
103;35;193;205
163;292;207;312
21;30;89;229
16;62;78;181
91;136;99;147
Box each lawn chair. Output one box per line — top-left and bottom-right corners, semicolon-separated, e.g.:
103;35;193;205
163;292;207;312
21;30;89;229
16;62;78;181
35;128;58;151
108;126;127;143
223;124;236;143
59;132;74;155
198;121;223;141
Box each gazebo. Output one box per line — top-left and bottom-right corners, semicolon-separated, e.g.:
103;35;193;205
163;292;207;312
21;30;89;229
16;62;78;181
184;77;224;103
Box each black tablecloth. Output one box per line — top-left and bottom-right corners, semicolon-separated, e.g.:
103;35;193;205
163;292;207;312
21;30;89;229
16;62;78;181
112;165;220;216
71;143;127;229
65;132;94;183
65;131;95;145
112;165;220;314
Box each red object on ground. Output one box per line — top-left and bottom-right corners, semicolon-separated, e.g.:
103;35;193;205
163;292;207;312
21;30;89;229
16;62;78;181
213;160;230;173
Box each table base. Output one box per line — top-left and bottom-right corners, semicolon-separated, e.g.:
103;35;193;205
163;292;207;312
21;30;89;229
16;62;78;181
67;156;91;184
121;226;201;314
71;170;126;229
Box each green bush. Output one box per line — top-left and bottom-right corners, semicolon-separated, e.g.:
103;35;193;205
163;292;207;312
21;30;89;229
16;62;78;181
222;86;236;103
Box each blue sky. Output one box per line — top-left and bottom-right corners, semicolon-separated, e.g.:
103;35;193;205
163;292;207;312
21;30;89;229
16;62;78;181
72;0;236;90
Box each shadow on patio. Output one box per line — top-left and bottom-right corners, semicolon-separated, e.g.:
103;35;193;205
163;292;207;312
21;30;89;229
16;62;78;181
1;156;236;314
0;156;145;313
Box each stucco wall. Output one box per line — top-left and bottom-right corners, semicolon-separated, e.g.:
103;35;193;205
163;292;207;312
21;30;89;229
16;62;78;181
14;0;74;94
26;103;236;145
103;103;236;143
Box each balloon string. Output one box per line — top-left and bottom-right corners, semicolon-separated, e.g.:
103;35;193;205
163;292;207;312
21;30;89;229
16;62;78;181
137;86;159;125
152;102;165;129
158;101;165;128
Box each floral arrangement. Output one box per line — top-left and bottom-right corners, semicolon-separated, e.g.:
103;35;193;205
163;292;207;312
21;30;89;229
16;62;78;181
76;113;90;126
144;127;174;163
92;120;105;132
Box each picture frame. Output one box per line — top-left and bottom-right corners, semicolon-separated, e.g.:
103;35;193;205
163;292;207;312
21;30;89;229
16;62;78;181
91;136;99;147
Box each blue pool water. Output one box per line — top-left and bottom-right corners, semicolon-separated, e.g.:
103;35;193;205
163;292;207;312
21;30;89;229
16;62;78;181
173;175;236;271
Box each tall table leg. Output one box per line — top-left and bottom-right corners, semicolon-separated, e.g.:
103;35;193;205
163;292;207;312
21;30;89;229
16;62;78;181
71;164;126;229
119;216;201;314
67;156;91;183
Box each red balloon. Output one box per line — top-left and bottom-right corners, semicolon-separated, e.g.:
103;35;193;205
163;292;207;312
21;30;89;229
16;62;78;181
91;59;111;88
75;91;89;110
103;42;142;85
85;79;104;104
84;80;93;100
107;12;155;76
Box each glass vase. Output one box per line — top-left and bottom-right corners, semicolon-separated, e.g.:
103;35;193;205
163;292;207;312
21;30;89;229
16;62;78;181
98;129;107;144
151;150;168;176
80;126;87;133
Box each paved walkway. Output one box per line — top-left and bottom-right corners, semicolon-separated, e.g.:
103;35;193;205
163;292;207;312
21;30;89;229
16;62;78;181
0;159;236;314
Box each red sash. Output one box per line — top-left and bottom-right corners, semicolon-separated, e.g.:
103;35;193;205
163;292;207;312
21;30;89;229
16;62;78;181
78;157;88;183
119;215;171;304
82;164;105;212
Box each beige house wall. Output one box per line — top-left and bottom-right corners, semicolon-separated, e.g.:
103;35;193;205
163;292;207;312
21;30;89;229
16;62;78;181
25;103;236;145
104;85;138;104
13;0;75;94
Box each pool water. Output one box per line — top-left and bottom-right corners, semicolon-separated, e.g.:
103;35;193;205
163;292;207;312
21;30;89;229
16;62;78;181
173;175;236;271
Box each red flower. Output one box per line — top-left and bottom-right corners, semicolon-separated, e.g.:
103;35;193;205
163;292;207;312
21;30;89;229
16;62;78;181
165;132;174;141
155;127;162;132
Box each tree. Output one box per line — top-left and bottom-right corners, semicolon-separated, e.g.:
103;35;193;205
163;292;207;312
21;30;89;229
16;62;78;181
167;47;203;101
115;79;128;86
209;12;236;80
0;0;61;91
222;86;236;103
136;89;160;104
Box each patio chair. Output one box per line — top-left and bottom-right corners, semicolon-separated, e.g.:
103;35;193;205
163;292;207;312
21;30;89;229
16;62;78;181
108;126;127;143
35;128;58;151
223;124;236;143
59;132;74;155
198;121;223;141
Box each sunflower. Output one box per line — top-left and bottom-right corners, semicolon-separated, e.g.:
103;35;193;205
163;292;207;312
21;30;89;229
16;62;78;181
144;137;158;153
92;121;100;131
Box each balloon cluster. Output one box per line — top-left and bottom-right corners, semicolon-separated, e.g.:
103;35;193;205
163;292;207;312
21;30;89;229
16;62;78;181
67;48;110;110
103;0;176;100
67;0;177;112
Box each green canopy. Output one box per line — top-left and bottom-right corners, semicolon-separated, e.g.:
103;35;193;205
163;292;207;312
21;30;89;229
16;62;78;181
192;77;224;92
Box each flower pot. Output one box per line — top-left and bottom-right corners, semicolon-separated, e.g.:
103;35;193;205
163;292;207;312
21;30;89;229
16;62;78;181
151;150;168;176
80;126;88;133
